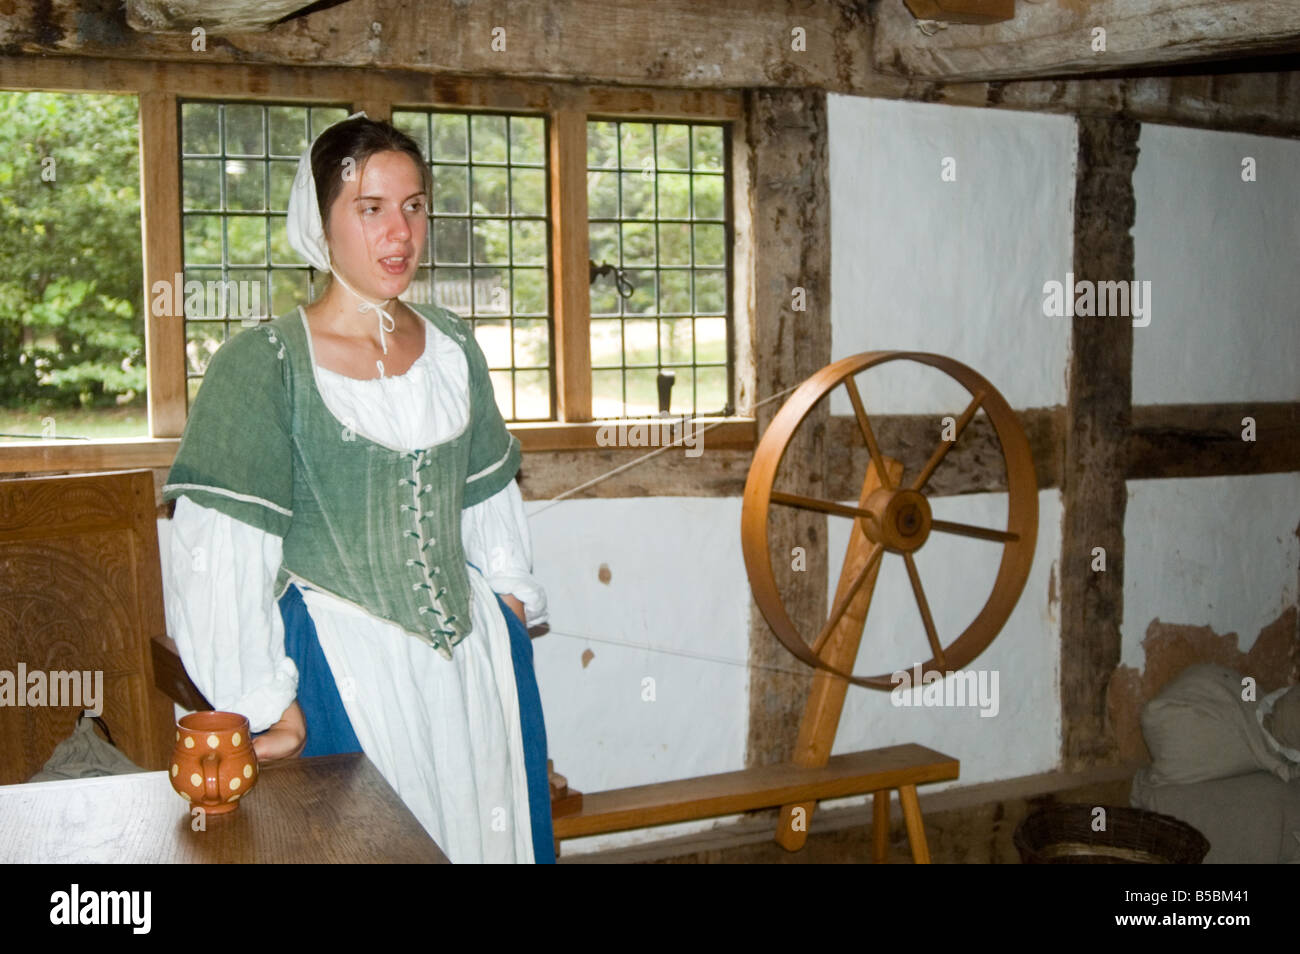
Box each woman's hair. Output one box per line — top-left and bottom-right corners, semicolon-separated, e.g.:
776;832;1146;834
310;116;432;233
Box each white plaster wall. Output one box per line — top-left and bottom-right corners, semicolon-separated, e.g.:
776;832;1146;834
1122;474;1300;666
824;93;1076;789
1132;124;1300;405
526;495;752;854
1125;124;1300;675
827;94;1076;415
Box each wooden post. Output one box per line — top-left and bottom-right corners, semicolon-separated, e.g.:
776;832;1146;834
1060;116;1140;770
138;90;187;438
549;102;592;422
872;790;891;862
744;87;833;772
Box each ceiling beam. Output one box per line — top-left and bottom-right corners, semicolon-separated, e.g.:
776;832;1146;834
1;0;872;90
875;0;1300;83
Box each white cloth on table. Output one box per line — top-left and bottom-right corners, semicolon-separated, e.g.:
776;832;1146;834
162;311;546;863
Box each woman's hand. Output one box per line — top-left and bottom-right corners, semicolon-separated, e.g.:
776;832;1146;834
252;699;307;761
501;593;526;626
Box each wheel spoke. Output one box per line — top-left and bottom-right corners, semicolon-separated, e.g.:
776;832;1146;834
929;519;1019;544
771;491;873;523
903;553;946;670
844;376;893;491
910;390;985;493
811;542;885;657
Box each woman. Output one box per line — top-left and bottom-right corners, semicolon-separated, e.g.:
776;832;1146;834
161;115;554;863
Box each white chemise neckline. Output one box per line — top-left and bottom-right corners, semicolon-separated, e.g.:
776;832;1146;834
298;306;471;451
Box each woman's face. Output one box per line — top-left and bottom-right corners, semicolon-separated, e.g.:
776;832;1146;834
323;149;427;302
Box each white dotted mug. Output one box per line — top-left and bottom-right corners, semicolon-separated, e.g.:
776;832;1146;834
170;711;259;815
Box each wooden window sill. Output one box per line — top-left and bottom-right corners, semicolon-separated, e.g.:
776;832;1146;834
0;437;183;475
0;419;756;475
512;418;755;452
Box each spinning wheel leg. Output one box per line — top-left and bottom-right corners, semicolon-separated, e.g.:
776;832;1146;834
774;457;904;851
872;790;890;863
898;784;931;864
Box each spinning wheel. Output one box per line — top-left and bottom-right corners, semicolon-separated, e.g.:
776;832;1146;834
550;352;1039;863
742;352;1038;854
742;351;1038;689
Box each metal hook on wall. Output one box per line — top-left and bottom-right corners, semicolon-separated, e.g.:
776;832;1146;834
589;259;635;299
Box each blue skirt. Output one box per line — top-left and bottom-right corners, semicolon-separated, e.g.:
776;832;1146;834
273;581;556;864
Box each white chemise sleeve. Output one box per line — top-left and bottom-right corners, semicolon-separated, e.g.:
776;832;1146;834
461;478;549;627
163;494;299;733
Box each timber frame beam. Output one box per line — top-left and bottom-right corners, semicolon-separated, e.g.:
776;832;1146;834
875;0;1300;85
1059;116;1141;772
3;0;1299;137
741;88;833;770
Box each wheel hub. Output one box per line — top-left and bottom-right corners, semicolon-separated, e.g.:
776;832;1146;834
862;487;932;552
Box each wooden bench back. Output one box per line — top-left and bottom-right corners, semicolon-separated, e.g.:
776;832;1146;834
0;469;173;783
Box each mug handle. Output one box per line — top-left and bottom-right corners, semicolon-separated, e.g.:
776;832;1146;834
201;751;220;804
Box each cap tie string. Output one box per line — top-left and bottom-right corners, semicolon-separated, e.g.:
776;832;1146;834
329;266;396;356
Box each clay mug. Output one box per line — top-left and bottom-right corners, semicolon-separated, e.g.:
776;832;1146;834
170;710;259;814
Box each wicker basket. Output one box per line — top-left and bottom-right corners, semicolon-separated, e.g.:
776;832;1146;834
1014;803;1210;864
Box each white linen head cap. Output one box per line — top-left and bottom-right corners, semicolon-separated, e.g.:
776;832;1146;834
286;111;400;367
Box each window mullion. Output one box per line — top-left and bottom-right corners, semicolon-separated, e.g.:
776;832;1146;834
139;90;187;438
548;107;592;423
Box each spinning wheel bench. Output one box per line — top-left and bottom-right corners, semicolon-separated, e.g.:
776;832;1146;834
552;743;958;862
555;352;1037;863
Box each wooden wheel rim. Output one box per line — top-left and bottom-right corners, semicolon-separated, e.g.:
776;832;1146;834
742;351;1038;690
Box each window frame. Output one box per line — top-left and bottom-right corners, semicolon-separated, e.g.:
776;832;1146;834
0;56;755;474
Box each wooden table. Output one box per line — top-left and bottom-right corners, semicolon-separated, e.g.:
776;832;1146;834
0;752;449;863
